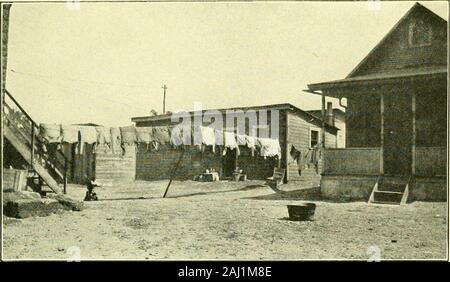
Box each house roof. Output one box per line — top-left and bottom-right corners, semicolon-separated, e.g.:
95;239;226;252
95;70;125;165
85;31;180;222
307;2;448;95
308;66;447;92
131;103;339;132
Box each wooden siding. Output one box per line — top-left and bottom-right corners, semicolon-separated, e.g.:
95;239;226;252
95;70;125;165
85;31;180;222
323;148;381;175
415;147;446;176
350;6;447;77
286;111;337;184
346;94;381;148
95;144;136;183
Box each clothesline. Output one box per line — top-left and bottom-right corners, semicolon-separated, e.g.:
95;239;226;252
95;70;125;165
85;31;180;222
39;124;282;158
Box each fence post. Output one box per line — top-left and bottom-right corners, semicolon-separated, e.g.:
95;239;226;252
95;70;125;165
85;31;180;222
64;158;68;194
31;125;35;167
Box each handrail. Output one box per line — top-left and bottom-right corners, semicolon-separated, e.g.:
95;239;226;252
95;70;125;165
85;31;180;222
4;89;70;192
4;89;38;128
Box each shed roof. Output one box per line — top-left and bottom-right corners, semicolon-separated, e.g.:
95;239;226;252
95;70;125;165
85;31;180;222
131;103;339;132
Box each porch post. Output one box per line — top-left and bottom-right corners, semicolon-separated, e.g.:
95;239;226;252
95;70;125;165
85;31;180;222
412;91;416;175
380;93;384;175
321;94;326;148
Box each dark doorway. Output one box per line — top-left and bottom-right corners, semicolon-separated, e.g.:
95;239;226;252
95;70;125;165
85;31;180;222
222;148;237;177
383;92;412;175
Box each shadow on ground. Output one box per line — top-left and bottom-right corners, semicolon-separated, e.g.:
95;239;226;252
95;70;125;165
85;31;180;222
244;186;322;201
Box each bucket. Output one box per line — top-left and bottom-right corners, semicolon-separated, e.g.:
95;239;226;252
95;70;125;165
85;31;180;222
287;203;316;221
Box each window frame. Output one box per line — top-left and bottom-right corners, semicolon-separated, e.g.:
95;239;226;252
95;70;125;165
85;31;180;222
309;127;321;149
408;19;433;48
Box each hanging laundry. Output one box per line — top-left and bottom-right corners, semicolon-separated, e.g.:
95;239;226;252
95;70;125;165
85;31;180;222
110;127;122;154
214;129;224;146
224;131;240;156
245;135;257;156
192;125;203;149
258;138;281;159
95;126;111;146
61;125;78;144
120;126;137;146
224;131;237;149
79;126;97;144
40;123;62;143
310;146;321;174
152;126;171;145
136;127;152;144
200;126;216;146
170;125;191;147
290;145;302;175
236;134;246;146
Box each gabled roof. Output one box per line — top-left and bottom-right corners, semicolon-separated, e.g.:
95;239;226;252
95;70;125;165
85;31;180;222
346;2;447;79
131;103;339;132
307;2;448;94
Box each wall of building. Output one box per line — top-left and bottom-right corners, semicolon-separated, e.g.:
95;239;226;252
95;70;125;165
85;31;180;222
95;144;136;184
321;175;377;202
323;147;381;175
135;144;222;180
346;94;381;148
415;146;446;176
285;111;337;186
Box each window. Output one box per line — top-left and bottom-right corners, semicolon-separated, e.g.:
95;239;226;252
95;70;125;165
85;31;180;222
310;129;319;148
408;19;432;47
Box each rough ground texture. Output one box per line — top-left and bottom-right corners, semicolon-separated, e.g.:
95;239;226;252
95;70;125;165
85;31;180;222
2;180;447;260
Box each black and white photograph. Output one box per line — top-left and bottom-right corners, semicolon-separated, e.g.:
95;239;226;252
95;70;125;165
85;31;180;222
1;0;448;262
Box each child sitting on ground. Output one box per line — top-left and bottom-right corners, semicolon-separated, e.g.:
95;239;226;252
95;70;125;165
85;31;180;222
84;177;100;201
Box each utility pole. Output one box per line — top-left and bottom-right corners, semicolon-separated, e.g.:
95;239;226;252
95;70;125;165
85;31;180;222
162;84;168;114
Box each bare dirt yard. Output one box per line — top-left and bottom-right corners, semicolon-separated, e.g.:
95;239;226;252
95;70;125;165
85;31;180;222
3;180;447;260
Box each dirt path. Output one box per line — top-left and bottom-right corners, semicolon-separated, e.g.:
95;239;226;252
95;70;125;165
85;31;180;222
3;180;447;260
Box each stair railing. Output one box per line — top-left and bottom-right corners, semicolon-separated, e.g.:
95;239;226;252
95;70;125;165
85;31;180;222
3;89;70;193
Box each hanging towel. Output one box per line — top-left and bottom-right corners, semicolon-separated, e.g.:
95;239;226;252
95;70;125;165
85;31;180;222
152;126;171;144
224;131;240;156
192;125;203;150
214;129;224;146
258;138;281;158
170;126;183;146
110;127;122;154
245;135;256;149
95;126;111;146
201;126;216;146
236;134;246;146
136;127;152;144
120;126;137;146
40;123;62;143
224;131;237;149
61;125;78;144
79;126;97;144
245;135;256;156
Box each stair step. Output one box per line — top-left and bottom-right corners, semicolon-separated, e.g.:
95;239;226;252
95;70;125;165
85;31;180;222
373;191;403;204
371;200;401;205
378;183;406;193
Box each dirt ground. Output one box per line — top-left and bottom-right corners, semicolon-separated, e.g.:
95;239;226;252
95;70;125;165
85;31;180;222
2;180;447;260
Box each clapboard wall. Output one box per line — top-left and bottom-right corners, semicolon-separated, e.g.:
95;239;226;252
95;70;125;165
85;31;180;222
95;144;136;183
285;111;337;185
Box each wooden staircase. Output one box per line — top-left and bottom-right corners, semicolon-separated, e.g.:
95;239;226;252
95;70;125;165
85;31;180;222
368;175;411;205
3;90;69;194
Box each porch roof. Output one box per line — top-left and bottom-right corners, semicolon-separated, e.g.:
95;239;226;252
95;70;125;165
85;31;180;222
306;66;447;98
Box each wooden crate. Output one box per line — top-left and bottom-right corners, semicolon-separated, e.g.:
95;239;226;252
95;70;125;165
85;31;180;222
3;169;28;192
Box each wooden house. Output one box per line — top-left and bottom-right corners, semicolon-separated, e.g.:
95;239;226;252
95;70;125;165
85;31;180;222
132;103;339;186
306;3;447;203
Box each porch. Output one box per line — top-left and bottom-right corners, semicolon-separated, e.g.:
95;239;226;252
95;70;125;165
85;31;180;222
321;147;447;201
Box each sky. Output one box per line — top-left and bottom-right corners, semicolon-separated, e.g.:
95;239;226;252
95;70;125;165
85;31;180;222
4;1;448;126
